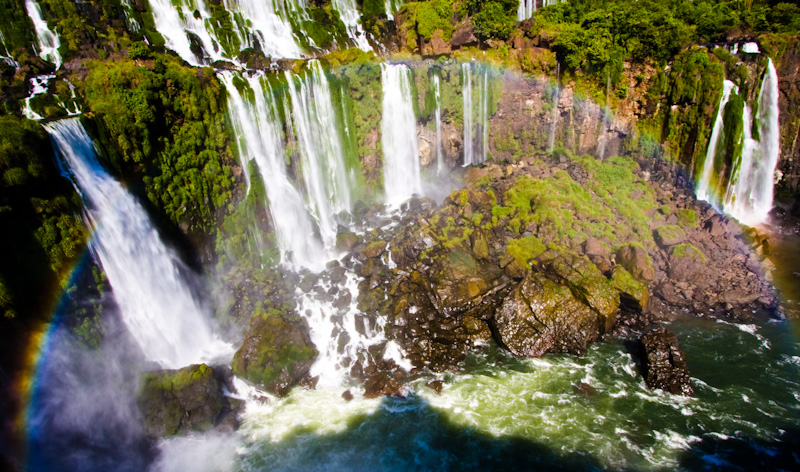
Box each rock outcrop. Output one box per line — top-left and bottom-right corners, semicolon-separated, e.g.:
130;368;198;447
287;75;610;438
231;314;318;397
637;328;694;396
137;364;229;437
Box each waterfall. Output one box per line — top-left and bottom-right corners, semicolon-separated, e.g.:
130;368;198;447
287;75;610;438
462;63;473;166
148;0;230;66
481;67;489;163
381;63;422;206
722;59;781;226
463;63;489;166
517;0;535;21
384;0;403;20
45;119;230;369
548;62;560;153
222;0;304;59
597;73;611;159
433;73;444;174
332;0;372;51
696;79;737;204
24;0;61;69
284;60;352;251
219;71;326;269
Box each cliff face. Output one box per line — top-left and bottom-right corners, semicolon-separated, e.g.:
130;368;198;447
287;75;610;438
776;37;800;202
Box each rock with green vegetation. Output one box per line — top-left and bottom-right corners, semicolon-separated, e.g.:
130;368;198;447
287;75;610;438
493;271;600;357
667;243;706;282
615;244;655;284
362;240;387;259
653;225;686;249
137;364;224;438
232;313;318;397
336;232;360;252
610;266;649;312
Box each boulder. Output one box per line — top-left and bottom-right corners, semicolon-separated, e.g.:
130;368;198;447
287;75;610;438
653;225;686;249
615;244;655;283
232;314;318;396
637;328;693;396
336;232;360;252
667;243;706;282
364;373;403;398
492;272;601;357
137;364;224;437
362;240;387;259
451;20;479;49
610;266;649;312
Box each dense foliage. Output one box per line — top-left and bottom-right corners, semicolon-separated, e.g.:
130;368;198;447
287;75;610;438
81;54;235;232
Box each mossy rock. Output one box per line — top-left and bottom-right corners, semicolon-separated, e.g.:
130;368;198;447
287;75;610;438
362;240;387;259
137;364;223;438
232;313;318;397
544;253;619;332
653;225;686;249
615;244;655;283
610;266;649;312
336;232;360;252
667;243;707;282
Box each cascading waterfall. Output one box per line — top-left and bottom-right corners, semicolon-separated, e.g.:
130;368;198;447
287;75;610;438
332;0;372;51
45;119;230;369
723;59;781;225
0;32;20;69
597;73;611;159
284;60;352;251
463;63;489;166
148;0;230;66
433;73;444;174
24;0;61;69
462;63;473;166
21;74;53;120
696;79;737;204
517;0;536;21
219;71;325;269
383;0;404;20
548;62;560;153
222;0;304;59
381;63;422;206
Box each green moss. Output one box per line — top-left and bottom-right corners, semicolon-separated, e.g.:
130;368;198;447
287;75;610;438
671;243;707;261
506;236;546;266
675;208;697;228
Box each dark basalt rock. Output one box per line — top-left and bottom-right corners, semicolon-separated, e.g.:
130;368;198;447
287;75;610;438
492;272;602;357
637;327;693;396
137;364;225;438
363;373;403;398
231;314;318;397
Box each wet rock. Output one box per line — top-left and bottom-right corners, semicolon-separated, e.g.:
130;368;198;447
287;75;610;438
637;327;693;396
362;241;387;259
427;380;444;394
610;266;649;313
492;272;601;357
137;364;224;438
451;19;479;49
573;382;597;396
364;373;404;398
231;314;318;397
615;244;655;283
342;390;354;401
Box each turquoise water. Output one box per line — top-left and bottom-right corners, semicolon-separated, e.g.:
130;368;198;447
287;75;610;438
147;316;800;471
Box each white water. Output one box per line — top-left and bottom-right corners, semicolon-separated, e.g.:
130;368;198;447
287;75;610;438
462;63;473;166
219;71;325;269
45;119;230;369
597;73;611;159
223;0;304;59
381;63;422;206
148;0;229;66
517;0;536;21
463;63;489;165
0;32;20;69
723;59;781;226
696;80;737;205
21;74;53;120
383;0;403;20
285;60;352;252
433;73;444;174
332;0;372;51
24;0;61;69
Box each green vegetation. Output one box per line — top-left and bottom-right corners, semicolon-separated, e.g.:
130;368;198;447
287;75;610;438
82;55;235;232
671;242;707;261
398;0;455;45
